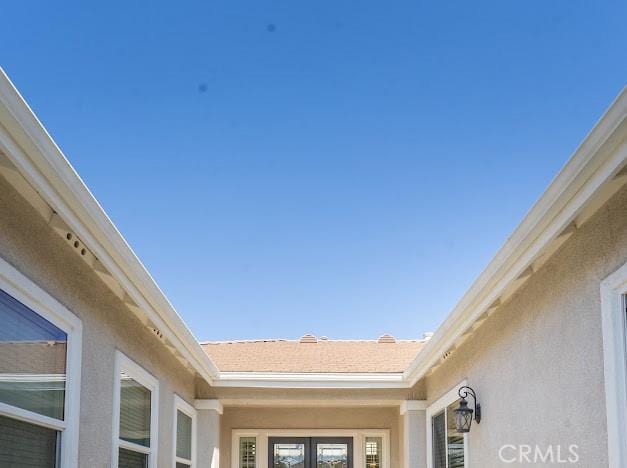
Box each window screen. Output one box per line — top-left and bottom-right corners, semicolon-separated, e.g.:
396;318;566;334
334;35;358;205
446;401;465;468
176;409;192;465
119;374;151;447
239;437;256;468
0;288;67;420
432;411;447;468
0;414;59;468
119;447;148;468
432;400;466;468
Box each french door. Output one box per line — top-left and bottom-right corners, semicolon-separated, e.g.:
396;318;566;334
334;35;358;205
269;437;353;468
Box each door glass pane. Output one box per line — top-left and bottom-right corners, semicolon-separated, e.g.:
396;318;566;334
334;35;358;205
365;437;382;468
446;401;464;468
0;288;67;420
0;414;59;467
432;411;446;468
316;443;348;468
118;448;147;468
240;437;256;468
176;410;192;460
273;443;305;468
119;374;151;447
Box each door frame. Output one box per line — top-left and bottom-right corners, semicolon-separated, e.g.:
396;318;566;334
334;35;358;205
232;429;390;468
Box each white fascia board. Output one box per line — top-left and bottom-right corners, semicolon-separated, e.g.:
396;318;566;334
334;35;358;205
220;398;404;408
214;372;410;389
405;87;627;386
0;68;220;383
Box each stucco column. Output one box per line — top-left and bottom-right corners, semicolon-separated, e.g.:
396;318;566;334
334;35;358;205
195;400;223;468
400;400;427;468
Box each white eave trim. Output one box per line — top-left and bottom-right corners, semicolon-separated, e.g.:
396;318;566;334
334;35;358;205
405;87;627;386
2;66;626;393
0;67;220;383
213;371;409;388
220;398;404;408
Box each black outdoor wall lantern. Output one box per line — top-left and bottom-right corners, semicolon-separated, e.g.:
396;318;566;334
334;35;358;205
454;386;481;433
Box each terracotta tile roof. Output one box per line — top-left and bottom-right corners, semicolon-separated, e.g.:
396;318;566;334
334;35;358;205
200;338;425;373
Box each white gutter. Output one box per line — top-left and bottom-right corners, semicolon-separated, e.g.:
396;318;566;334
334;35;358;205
404;87;627;386
0;68;220;384
1;64;625;391
214;371;409;389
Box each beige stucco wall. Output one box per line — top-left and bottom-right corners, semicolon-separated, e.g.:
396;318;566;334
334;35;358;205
220;406;401;468
423;183;627;467
0;174;198;467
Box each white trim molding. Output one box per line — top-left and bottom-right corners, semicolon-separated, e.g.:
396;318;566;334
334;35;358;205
214;372;408;389
0;255;82;468
221;398;403;408
195;399;224;414
601;261;627;468
400;400;427;415
426;381;469;468
173;394;197;468
111;351;160;468
231;429;390;468
1;64;626;397
0;67;220;385
405;87;627;386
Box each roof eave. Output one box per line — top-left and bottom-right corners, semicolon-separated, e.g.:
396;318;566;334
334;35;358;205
0;68;220;384
404;86;627;386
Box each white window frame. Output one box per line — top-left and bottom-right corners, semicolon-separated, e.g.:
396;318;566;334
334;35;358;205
426;380;469;468
0;255;83;467
601;261;627;468
112;351;160;468
173;394;197;468
363;432;387;468
231;429;390;468
234;432;260;468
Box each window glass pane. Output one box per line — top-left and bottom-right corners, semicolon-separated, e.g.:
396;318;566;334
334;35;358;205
446;400;464;468
432;411;446;468
0;288;67;420
273;443;305;468
365;437;382;468
316;443;348;468
239;437;256;468
176;463;191;468
0;414;59;467
119;374;151;447
118;448;147;468
176;409;192;460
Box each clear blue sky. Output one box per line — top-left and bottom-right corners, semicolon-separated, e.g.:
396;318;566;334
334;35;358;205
1;1;625;341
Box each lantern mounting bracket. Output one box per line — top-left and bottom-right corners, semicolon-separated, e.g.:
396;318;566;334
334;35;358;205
458;385;481;424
